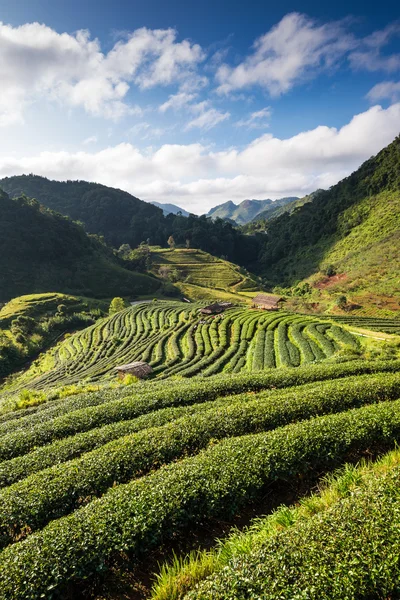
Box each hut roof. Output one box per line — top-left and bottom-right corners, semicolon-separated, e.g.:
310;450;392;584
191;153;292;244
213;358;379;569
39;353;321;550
114;361;153;376
200;302;233;314
252;294;284;308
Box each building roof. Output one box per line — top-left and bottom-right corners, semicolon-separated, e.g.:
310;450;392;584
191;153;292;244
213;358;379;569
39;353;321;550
114;361;153;375
252;294;284;308
200;302;234;314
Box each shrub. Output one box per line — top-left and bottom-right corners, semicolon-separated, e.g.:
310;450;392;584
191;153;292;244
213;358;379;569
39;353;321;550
1;399;400;598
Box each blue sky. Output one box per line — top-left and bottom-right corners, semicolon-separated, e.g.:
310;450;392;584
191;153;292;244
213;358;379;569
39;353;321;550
0;0;399;213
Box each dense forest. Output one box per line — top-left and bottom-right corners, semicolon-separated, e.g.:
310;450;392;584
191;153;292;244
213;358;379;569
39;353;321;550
0;176;259;264
252;135;400;283
0;190;160;301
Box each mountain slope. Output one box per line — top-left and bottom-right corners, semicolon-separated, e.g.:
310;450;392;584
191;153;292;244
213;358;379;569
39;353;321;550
0;175;165;249
151;201;190;217
257;135;400;298
0;175;257;264
0;189;160;302
208;197;298;225
251;191;322;224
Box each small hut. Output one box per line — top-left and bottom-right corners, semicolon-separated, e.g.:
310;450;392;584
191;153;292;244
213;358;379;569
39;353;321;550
114;361;153;380
252;294;285;311
200;302;233;315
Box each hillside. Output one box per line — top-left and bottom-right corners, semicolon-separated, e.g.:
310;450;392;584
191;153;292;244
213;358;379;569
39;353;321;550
151;201;190;217
150;248;259;301
3;301;359;391
207;197;298;225
0;354;400;599
256;135;400;302
0;175;257;263
0;189;160;302
0;293;107;381
249;190;321;226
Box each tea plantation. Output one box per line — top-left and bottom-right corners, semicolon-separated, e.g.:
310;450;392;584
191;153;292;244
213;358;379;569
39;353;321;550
0;300;399;599
10;301;361;390
0;358;400;598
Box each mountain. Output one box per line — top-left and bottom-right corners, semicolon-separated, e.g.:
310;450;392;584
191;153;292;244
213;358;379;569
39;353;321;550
251;191;322;224
256;135;400;300
0;175;257;263
0;175;165;249
207;197;298;225
150;201;190;217
0;189;160;302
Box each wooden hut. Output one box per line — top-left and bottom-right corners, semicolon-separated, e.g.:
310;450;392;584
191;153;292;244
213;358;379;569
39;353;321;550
114;361;153;380
252;294;285;311
200;302;233;315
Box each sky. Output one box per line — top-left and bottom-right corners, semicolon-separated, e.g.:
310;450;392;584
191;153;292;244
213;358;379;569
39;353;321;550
0;0;399;214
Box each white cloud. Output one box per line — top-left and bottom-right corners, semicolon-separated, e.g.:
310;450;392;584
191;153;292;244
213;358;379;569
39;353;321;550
349;22;400;72
129;122;171;140
184;101;230;130
215;14;400;96
0;104;399;213
158;92;197;112
215;13;355;95
82;135;98;145
367;81;400;102
0;22;205;125
236;107;271;128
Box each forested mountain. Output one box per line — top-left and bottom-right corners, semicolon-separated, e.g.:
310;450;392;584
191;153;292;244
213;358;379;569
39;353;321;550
0;175;257;262
255;135;400;293
207;197;298;225
249;191;322;226
150;201;190;217
0;189;159;302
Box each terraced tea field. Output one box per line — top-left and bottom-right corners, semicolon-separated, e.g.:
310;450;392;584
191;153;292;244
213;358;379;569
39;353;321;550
11;302;359;390
150;248;258;292
0;359;400;599
327;314;400;335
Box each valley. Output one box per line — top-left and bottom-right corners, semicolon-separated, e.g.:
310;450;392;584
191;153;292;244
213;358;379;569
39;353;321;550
0;127;399;599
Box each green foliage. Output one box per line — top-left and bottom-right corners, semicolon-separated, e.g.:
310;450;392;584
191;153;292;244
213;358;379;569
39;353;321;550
108;297;126;315
254;136;400;294
1;397;400;598
185;457;400;600
0;371;399;548
0;175;260;266
0;189;160;302
0;293;108;381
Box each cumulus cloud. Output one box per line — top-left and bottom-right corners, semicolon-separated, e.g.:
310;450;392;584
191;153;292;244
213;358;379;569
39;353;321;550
0;104;399;213
0;22;205;125
236;107;271;128
367;81;400;102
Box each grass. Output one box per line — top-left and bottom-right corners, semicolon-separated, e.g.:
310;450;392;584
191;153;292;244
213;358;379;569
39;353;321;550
153;448;400;600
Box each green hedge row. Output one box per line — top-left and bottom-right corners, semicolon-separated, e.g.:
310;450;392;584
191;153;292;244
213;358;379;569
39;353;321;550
1;360;400;463
186;462;400;599
0;401;400;600
2;372;400;545
1;398;400;598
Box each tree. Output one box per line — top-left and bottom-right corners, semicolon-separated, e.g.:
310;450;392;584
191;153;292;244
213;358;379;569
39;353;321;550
336;295;347;309
167;235;175;249
109;297;126;315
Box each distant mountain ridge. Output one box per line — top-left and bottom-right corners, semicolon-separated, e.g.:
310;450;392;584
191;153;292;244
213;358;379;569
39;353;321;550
150;201;190;217
251;190;324;224
207;197;299;225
